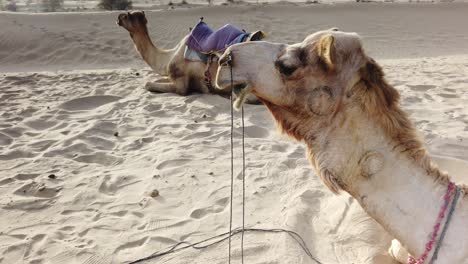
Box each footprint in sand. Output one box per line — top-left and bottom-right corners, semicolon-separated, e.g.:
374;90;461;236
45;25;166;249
0;132;13;146
14;181;60;198
74;152;121;166
99;175;141;195
190;197;229;219
24;119;58;130
14;173;40;181
156;159;192;170
0;149;36;160
439;93;458;99
407;84;436;92
59;95;121;111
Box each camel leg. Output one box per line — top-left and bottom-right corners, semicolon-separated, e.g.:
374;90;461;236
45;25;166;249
145;77;189;95
154;76;171;83
145;81;178;93
388;239;408;264
172;77;190;96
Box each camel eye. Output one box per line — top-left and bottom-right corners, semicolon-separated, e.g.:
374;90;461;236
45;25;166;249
275;60;297;77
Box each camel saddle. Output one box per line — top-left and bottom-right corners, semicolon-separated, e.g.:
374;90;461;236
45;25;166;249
185;19;265;61
184;18;265;91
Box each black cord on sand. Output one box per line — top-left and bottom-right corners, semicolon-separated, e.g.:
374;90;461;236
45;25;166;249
128;55;322;264
128;227;323;264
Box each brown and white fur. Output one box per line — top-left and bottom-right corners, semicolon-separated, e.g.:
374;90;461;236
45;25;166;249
216;29;468;263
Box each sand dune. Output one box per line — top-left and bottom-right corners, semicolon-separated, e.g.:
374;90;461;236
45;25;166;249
2;3;468;72
1;3;468;264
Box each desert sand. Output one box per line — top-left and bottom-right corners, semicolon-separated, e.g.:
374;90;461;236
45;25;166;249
1;3;468;264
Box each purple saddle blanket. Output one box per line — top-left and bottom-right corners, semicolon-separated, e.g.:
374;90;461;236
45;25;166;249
186;21;247;54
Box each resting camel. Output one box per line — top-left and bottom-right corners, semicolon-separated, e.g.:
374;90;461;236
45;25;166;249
216;30;468;263
117;11;259;103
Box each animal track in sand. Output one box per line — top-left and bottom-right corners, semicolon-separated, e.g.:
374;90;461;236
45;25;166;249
439;93;458;99
140;219;192;236
14;182;60;198
59;95;122;111
14;173;40;181
156;159;192;170
61;208;95;216
29;140;57;152
0;178;14;186
24;119;58;130
74;152;121;166
0;149;36;160
3;197;55;211
1;128;24;139
407;84;435;92
0;133;13;146
23;233;47;258
190;197;229;219
99;175;141;195
114;237;148;253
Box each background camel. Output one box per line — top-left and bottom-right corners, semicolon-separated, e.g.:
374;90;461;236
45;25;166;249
117;11;259;103
216;30;468;263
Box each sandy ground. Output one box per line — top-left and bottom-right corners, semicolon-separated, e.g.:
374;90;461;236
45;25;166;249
1;3;468;264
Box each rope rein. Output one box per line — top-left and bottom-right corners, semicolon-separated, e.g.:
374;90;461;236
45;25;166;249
127;51;460;264
228;54;235;264
228;51;246;264
128;52;322;264
241;105;246;264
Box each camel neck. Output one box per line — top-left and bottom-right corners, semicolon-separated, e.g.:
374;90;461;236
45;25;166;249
353;149;449;257
130;31;173;75
305;113;466;261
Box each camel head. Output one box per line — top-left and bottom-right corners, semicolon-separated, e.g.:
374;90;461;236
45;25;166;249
117;11;148;34
216;29;406;193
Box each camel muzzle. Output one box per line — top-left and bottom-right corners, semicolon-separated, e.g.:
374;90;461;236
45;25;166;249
116;14;126;26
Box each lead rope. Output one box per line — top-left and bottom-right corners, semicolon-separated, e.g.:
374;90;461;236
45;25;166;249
228;52;246;264
128;55;323;264
228;54;234;264
241;105;245;264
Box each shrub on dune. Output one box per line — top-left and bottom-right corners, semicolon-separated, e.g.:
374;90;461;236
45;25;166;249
98;0;132;10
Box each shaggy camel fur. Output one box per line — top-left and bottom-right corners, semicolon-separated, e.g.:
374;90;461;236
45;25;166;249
216;30;468;264
117;11;258;103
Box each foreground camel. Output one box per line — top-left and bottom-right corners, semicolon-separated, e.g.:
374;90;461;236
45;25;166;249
216;30;468;263
117;11;258;103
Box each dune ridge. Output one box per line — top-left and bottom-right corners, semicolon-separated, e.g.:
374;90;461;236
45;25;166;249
1;3;468;264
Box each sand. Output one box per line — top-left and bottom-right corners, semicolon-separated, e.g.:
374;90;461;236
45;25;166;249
1;3;468;264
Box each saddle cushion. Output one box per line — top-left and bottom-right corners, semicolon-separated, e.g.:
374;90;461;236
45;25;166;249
186;21;245;54
184;46;209;63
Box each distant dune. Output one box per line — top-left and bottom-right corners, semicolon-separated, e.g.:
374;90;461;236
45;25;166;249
1;3;468;264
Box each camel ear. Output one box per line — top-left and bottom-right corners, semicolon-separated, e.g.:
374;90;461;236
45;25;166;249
318;34;335;70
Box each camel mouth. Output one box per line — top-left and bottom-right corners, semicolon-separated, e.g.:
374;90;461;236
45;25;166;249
216;79;248;92
232;83;252;110
233;83;248;96
117;14;126;26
